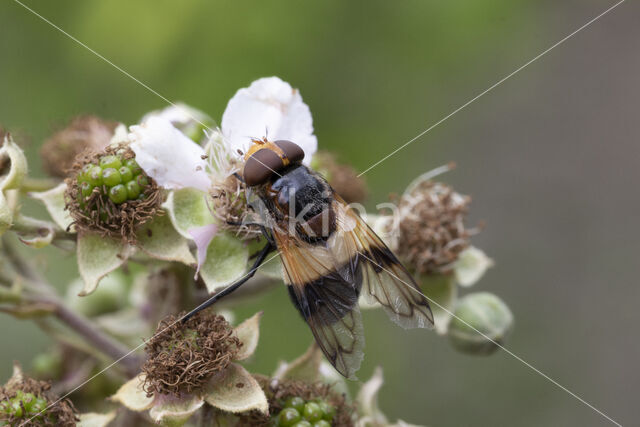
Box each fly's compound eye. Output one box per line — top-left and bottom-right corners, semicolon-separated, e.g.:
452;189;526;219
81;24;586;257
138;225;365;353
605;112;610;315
274;140;305;164
243;148;284;186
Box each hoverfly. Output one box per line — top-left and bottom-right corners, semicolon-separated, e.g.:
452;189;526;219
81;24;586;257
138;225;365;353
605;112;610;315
185;138;434;379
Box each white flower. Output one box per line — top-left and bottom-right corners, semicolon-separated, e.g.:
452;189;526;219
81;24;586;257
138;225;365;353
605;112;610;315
128;78;318;276
141;102;214;141
221;76;317;165
129;117;211;192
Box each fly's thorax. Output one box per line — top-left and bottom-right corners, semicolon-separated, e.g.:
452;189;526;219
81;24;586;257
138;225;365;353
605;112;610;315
257;164;337;242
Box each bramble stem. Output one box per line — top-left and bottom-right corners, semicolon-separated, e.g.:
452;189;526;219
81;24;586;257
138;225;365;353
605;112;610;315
1;234;141;376
20;177;59;193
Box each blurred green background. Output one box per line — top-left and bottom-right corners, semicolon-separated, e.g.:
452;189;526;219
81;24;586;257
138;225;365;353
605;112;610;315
1;0;638;425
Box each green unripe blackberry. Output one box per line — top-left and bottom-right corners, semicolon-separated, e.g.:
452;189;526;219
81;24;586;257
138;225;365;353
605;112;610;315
302;402;323;422
292;422;311;427
317;401;335;421
87;165;103;186
286;396;306;413
124;158;142;175
119;166;133;183
99;155;122;169
0;390;48;420
277;407;302;426
102;168;122;187
75;152;152;208
136;174;149;188
313;421;331;427
109;184;128;204
126;180;141;199
80;181;93;197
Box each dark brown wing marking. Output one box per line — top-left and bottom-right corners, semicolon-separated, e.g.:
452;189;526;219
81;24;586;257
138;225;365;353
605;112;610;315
275;230;365;379
333;198;434;329
272;196;432;379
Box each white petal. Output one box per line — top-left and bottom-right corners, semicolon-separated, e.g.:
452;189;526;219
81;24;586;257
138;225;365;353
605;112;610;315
129;117;210;192
188;223;218;276
221;77;317;165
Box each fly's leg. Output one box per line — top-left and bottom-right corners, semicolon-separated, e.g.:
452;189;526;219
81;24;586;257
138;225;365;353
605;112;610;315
182;242;275;322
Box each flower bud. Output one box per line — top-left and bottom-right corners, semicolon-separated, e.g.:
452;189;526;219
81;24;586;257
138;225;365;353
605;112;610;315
40;116;117;178
448;292;513;355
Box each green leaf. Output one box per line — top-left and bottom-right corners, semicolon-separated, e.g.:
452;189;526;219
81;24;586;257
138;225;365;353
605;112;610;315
77;233;133;296
233;312;262;360
137;215;195;265
29;183;74;231
203;363;268;415
77;411;117;427
0;135;27;191
110;374;154;411
199;232;248;293
420;273;457;335
162;188;213;239
149;393;204;426
0;192;12;236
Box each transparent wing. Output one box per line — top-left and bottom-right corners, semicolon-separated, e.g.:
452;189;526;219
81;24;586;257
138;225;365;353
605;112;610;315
274;229;364;379
333;198;434;329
